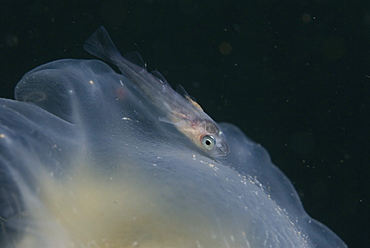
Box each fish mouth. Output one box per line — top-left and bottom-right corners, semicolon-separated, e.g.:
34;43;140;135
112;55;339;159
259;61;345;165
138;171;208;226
212;144;230;158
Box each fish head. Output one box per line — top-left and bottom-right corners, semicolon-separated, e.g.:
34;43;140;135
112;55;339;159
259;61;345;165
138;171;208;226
194;119;230;158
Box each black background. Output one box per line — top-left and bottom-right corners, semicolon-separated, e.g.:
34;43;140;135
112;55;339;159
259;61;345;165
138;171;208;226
1;0;368;247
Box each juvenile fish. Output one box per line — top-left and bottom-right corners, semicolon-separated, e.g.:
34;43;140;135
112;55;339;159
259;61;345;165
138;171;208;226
84;26;229;158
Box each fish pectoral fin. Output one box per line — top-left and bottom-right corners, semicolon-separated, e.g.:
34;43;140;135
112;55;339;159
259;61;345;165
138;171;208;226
158;115;185;126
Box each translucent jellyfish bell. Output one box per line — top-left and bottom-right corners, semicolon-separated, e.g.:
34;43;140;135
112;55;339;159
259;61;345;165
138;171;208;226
0;29;347;247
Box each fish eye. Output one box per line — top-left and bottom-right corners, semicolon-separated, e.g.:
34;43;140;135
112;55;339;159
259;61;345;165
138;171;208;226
201;135;216;150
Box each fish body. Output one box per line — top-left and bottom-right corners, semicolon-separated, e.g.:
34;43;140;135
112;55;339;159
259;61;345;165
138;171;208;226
84;26;229;158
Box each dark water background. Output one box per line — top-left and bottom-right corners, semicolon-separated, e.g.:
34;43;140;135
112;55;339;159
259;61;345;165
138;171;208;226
1;0;369;247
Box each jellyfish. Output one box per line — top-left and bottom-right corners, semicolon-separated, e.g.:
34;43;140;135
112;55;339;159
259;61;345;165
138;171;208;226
0;28;347;247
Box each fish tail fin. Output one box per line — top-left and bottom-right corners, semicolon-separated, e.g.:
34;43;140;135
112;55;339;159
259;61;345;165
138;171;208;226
84;26;122;65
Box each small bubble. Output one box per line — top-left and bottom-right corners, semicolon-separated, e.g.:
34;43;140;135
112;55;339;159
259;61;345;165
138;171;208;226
5;34;19;47
301;13;312;23
219;42;232;55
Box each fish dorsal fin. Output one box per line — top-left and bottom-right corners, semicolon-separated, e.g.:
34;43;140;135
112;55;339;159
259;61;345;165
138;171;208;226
176;84;192;99
151;70;170;86
176;85;203;111
124;51;146;69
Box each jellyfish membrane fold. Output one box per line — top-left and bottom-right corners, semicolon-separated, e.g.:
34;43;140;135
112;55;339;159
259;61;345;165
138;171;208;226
0;60;347;247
